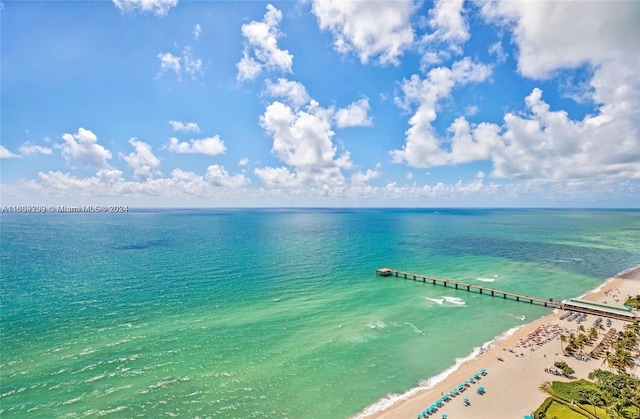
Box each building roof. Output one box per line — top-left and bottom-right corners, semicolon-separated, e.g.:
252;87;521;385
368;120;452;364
562;298;637;320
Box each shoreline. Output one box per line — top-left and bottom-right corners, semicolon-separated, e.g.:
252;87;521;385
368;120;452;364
359;264;640;418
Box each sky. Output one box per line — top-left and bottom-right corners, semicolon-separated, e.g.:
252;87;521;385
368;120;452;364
1;0;639;208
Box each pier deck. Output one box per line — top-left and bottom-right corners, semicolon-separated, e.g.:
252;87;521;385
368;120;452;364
377;268;560;308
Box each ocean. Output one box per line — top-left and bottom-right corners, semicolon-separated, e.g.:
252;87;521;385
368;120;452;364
1;208;639;418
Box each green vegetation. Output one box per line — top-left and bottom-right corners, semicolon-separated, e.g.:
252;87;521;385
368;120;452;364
554;361;575;377
536;321;640;418
623;295;640;309
545;400;593;419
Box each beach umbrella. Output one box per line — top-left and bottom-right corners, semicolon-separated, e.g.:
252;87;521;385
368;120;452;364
442;414;448;419
480;368;487;375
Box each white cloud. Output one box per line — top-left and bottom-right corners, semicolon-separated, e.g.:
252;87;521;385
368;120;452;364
168;135;226;156
418;0;469;68
19;142;52;155
237;52;262;81
157;47;202;82
58;128;112;169
471;0;640;183
488;41;507;64
256;98;359;187
34;164;248;199
238;158;249;166
481;1;640;79
1;145;20;158
351;169;379;184
260;101;346;169
121;138;161;181
264;78;310;109
112;0;178;16
334;98;372;128
169;120;201;133
254;166;300;187
312;0;416;65
158;52;182;78
491;87;640;181
391;58;493;167
193;23;202;40
423;0;468;46
205;164;250;188
236;4;293;81
464;105;479;116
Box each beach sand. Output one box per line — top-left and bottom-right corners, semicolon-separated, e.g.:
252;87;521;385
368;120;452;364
363;266;640;419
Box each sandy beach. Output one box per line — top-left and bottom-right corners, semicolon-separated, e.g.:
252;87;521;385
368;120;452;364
363;266;640;419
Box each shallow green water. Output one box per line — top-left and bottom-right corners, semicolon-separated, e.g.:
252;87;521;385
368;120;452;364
1;209;639;417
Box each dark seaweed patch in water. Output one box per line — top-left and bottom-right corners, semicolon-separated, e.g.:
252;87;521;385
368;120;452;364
113;240;165;251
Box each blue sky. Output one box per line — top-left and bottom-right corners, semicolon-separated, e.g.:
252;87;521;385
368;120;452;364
1;0;639;207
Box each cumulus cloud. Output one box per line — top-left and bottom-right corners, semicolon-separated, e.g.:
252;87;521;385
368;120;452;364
157;47;202;82
256;98;359;188
19;142;52;155
470;0;640;182
236;4;293;81
158;52;181;78
112;0;178;16
351;169;379;184
265;78;310;109
34;164;248;198
391;58;493;167
491;87;640;181
168;135;226;156
417;0;469;68
121;138;161;180
205;164;250;188
312;0;416;65
333;98;372;128
480;0;640;79
260;101;350;169
0;145;19;158
58;128;112;169
169;120;201;133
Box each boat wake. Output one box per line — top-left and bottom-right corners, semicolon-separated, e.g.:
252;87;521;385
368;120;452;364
506;313;526;321
424;297;466;306
404;322;425;336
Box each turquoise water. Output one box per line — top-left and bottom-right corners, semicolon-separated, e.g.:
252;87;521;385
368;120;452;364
1;209;639;417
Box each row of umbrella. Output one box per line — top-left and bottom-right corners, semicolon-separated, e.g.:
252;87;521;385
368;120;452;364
417;369;487;418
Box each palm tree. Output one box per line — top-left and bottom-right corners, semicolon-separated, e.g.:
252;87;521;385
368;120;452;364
606;401;627;419
613;348;636;374
589;327;599;343
602;350;616;372
585;391;602;417
559;334;567;352
623;385;640;418
597;322;606;335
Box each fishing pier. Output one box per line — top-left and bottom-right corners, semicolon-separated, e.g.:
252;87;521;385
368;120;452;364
377;268;639;322
376;268;560;308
